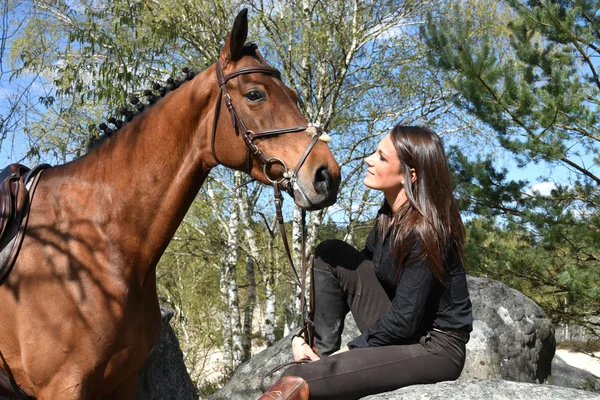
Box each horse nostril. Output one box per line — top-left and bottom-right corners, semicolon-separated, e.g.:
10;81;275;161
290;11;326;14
314;165;331;195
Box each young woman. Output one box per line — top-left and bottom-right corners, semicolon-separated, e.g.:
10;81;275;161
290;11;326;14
259;125;472;400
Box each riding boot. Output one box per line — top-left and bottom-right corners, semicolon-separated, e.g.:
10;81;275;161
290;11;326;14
312;265;349;357
259;376;309;400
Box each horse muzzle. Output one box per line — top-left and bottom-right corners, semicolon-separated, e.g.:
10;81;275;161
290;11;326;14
288;164;340;211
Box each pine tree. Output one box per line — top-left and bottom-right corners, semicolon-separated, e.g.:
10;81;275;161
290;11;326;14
423;0;600;331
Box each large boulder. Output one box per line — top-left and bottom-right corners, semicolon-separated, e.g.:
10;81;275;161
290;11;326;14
458;276;555;382
361;379;600;399
211;276;561;399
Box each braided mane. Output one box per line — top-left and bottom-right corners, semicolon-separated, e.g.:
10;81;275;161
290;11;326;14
87;67;200;151
88;43;262;152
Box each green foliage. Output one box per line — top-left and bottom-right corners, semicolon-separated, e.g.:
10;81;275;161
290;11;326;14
423;0;599;173
6;0;236;163
451;146;600;325
424;0;600;329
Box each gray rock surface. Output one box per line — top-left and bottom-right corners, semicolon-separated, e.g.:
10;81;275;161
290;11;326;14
459;276;555;382
211;276;559;399
209;331;293;399
361;379;600;399
548;355;600;393
137;306;198;399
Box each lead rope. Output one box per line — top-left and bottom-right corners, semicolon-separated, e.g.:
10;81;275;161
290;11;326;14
260;185;315;393
211;60;323;392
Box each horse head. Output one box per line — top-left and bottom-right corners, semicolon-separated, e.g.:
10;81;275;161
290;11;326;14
211;9;341;210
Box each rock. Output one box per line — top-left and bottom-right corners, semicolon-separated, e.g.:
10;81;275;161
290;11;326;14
137;306;198;400
459;276;555;382
548;355;600;393
208;332;292;400
361;379;600;399
211;276;558;399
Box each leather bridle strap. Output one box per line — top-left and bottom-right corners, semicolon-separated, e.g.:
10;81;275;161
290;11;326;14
212;60;323;185
272;184;314;349
212;59;320;352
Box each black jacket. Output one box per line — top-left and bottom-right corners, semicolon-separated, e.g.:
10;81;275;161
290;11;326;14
348;224;473;348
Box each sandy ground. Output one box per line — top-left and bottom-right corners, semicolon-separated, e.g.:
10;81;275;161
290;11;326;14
555;349;600;378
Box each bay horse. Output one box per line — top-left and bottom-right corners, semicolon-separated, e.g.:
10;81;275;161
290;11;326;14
0;9;340;399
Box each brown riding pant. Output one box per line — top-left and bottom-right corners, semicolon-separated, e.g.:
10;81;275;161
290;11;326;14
283;239;468;400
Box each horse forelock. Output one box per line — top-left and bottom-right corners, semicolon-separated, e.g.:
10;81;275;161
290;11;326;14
241;42;259;57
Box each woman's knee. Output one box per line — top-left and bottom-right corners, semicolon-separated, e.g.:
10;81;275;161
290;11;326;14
313;239;346;260
313;239;358;273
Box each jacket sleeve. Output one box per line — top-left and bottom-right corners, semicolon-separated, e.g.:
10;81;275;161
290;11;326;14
348;248;436;348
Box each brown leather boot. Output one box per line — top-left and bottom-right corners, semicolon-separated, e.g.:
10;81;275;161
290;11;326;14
259;376;309;400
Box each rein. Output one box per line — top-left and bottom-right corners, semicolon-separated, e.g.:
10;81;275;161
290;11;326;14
211;60;318;350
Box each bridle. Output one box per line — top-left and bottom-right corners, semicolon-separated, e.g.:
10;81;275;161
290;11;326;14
211;59;322;353
211;60;324;197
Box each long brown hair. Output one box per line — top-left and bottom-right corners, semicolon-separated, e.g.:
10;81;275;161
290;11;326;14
375;125;464;283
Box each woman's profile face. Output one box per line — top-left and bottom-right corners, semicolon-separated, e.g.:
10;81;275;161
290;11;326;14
364;133;404;193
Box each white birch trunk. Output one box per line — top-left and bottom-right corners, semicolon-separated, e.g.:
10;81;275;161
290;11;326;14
220;171;244;369
284;205;304;334
307;209;325;256
238;181;260;360
241;255;256;361
264;273;277;345
219;266;232;369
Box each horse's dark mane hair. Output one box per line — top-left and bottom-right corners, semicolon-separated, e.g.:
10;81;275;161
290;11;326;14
87;43;262;153
86;66;200;152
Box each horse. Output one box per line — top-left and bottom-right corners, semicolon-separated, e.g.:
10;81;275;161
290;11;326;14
0;9;340;399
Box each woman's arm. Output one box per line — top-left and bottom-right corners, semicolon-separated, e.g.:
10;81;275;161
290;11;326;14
348;253;436;348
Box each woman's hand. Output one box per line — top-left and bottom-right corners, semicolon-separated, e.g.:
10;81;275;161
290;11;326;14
292;336;320;361
331;345;349;356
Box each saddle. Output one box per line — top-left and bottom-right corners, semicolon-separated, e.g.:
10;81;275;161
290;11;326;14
0;163;48;399
0;163;49;284
0;164;30;242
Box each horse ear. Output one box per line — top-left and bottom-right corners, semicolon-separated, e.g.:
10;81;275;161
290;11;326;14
222;9;248;62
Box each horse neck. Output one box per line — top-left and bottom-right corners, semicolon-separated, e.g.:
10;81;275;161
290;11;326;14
66;67;218;287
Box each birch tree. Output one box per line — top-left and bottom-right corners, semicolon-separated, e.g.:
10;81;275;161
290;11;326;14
205;171;244;369
237;178;263;361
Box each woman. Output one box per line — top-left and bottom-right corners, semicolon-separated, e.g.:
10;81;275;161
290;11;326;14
260;125;472;400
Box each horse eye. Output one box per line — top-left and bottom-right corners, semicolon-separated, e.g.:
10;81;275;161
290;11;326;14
244;89;266;102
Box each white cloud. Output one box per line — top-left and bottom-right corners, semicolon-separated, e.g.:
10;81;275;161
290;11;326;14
529;181;556;196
